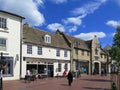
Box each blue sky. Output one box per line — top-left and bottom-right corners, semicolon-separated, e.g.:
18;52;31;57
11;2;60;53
0;0;120;47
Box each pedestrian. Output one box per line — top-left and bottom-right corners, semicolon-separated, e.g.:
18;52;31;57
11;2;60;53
67;70;73;86
101;68;104;76
25;69;31;83
93;68;96;75
78;69;81;78
63;70;67;77
104;68;107;76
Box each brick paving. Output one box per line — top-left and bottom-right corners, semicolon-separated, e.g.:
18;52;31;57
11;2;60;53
3;74;111;90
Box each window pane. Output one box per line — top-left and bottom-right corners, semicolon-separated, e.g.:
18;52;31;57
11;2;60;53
0;17;7;29
56;48;60;56
38;46;42;55
0;57;14;76
27;44;32;54
64;64;68;71
64;50;67;57
0;38;6;51
58;63;61;72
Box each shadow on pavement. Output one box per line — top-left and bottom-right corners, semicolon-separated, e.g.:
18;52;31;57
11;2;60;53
83;87;111;90
81;78;111;82
60;84;69;86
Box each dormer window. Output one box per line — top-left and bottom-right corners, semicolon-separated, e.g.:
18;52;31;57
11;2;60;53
44;34;51;43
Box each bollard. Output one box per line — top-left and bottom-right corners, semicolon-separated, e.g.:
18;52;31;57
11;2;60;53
0;77;3;90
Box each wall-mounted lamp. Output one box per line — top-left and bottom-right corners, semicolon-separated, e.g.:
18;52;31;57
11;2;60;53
16;54;19;61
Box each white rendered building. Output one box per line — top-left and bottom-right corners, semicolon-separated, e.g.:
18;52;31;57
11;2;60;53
0;10;24;80
21;23;71;78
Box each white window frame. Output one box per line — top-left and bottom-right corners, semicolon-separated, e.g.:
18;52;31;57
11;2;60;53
38;45;42;55
44;34;51;44
0;17;7;29
58;63;61;72
64;63;68;71
0;38;7;51
64;50;67;57
56;48;60;57
27;44;32;54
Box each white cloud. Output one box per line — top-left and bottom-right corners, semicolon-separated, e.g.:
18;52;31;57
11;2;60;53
106;20;120;28
71;0;107;16
47;23;65;32
74;32;106;40
63;15;86;26
68;26;77;33
50;0;67;4
65;0;108;33
0;0;45;26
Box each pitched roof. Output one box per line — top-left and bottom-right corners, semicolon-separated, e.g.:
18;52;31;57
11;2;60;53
23;23;71;50
56;30;90;51
0;10;25;19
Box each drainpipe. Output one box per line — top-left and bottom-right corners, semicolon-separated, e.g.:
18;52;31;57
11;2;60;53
20;21;23;79
90;48;93;75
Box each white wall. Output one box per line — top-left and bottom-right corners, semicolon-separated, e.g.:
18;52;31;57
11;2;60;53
22;44;70;60
0;13;22;80
22;44;70;77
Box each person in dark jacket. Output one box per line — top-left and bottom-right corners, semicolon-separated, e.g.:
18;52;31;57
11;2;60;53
67;70;73;86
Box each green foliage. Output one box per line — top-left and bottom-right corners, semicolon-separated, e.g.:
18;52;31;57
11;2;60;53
109;26;120;71
109;46;120;67
113;26;120;48
31;68;35;75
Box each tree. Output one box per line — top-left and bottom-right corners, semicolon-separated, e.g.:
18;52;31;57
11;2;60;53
109;26;120;71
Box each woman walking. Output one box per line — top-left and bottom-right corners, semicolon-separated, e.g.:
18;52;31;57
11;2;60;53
67;70;73;86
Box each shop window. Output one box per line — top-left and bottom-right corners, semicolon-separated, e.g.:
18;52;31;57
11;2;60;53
0;57;13;76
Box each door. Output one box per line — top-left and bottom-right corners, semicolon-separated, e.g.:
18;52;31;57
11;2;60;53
94;62;99;74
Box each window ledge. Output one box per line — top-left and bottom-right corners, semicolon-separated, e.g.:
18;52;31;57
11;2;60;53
3;74;13;77
0;28;9;33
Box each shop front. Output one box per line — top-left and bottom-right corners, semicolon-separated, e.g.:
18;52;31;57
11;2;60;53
75;59;89;74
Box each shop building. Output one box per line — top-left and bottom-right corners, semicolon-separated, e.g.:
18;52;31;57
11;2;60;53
56;30;109;75
21;23;71;78
0;10;24;80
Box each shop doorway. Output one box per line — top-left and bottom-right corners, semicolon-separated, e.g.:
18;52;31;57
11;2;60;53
94;62;99;74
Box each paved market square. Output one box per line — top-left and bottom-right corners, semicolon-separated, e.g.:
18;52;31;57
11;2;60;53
3;74;111;90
